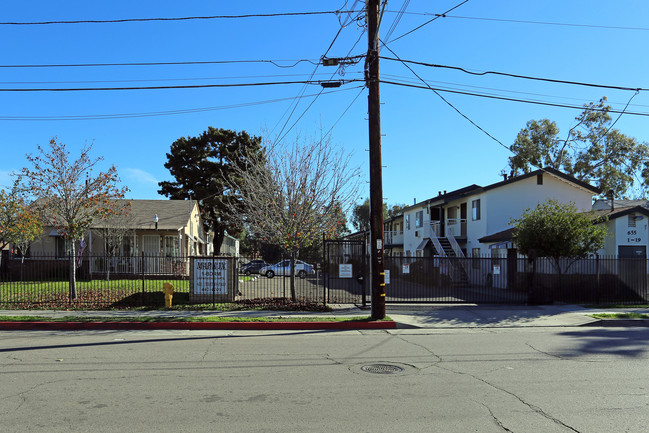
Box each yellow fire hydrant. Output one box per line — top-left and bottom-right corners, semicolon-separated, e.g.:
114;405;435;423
163;282;174;308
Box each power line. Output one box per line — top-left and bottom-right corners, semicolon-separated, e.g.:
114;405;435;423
407;14;649;32
388;0;470;43
380;72;649;109
381;79;649;116
0;59;321;69
274;3;365;141
0;71;360;85
379;57;647;92
0;86;364;121
0;79;363;92
0;10;362;26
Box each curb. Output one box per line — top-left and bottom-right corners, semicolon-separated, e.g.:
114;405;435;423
587;319;649;327
0;320;397;331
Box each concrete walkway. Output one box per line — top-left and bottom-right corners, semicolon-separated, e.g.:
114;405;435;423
0;304;647;329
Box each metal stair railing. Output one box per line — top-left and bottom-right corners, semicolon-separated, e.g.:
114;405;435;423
427;221;446;257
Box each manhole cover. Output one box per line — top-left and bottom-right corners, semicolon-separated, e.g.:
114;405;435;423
360;363;405;375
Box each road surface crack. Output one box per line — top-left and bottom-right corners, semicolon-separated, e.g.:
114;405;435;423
437;364;582;432
481;403;514;432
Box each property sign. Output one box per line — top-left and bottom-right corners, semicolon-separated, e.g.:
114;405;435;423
384;269;390;285
493;264;501;275
193;258;228;294
402;263;410;274
339;264;353;278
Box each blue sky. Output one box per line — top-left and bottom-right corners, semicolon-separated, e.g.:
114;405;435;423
2;1;649;208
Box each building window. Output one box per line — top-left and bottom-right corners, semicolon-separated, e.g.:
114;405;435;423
405;214;411;230
472;248;481;269
55;236;67;258
164;236;179;257
537;174;543;185
628;214;636;228
472;199;481;221
415;211;423;228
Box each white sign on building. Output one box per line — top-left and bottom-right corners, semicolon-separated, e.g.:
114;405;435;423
193;258;228;294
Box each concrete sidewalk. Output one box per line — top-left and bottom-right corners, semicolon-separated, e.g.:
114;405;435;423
0;304;647;329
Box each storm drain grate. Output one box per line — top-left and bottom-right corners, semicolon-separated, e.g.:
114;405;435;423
360;364;405;375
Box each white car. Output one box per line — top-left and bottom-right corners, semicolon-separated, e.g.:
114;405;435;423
260;260;314;279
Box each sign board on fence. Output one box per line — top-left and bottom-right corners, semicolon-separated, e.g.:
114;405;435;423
339;263;353;278
193;258;228;294
493;264;501;275
384;269;390;285
402;263;410;274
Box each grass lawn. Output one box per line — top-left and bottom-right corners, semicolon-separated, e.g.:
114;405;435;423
0;278;332;312
0;315;387;323
590;313;649;319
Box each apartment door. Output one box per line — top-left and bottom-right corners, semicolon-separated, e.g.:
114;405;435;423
460;203;467;236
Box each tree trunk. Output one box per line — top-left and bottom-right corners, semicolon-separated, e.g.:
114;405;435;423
69;241;78;301
212;223;225;255
105;253;111;281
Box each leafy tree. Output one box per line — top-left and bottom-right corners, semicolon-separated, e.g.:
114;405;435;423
0;181;42;261
387;203;406;218
512;199;607;274
506;98;649;197
20;138;128;300
351;199;404;232
226;133;359;300
158;127;263;254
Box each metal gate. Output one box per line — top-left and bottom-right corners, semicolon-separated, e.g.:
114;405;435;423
324;240;368;305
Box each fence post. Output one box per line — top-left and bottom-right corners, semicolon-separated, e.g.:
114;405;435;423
212;254;216;308
141;251;145;307
322;236;327;306
527;249;537;305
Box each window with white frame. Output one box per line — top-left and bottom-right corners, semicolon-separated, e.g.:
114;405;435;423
405;214;411;230
164;236;179;257
472;199;481;220
415;210;423;228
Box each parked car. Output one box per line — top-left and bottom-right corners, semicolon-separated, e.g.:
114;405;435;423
260;260;314;279
239;259;268;276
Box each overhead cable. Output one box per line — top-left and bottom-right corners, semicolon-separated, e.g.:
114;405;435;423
0;79;362;92
381;79;649;117
0;59;322;69
0;10;362;25
379;57;647;92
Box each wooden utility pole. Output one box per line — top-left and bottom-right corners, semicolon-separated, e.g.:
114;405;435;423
366;0;385;320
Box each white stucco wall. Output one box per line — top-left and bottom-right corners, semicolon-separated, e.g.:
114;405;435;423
598;212;649;256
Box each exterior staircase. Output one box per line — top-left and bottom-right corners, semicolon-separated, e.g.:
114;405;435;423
434;237;470;287
438;238;456;257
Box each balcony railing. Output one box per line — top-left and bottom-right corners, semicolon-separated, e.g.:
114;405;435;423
385;230;404;245
447;218;467;237
428;219;467;237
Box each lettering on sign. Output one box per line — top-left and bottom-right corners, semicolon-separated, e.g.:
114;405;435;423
193;259;228;294
339;264;353;279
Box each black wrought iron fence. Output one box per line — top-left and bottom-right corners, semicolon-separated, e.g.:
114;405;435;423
235;255;326;303
1;251;647;308
0;252;191;307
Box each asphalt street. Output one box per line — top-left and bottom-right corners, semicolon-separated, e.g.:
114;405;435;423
1;326;648;432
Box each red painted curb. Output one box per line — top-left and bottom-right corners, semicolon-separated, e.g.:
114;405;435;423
0;320;396;331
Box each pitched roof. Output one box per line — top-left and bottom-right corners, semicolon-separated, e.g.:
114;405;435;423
588;205;649;222
402;168;599;213
115;199;197;230
478;227;516;243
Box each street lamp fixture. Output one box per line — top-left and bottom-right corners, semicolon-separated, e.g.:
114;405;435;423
153;214;159;231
